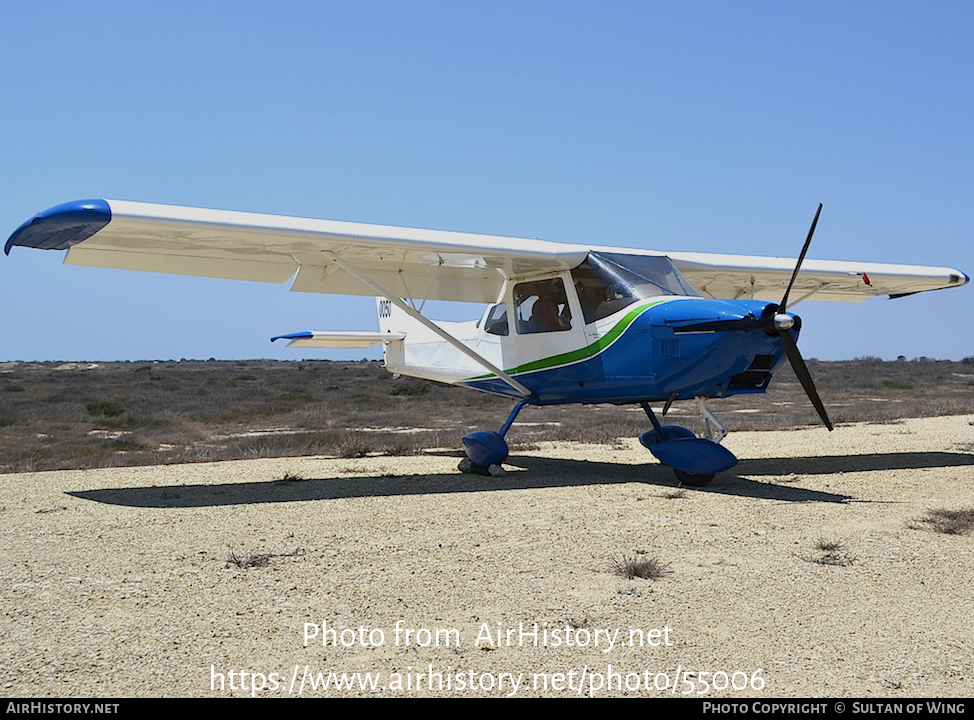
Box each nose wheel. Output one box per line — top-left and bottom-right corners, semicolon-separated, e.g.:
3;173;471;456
638;400;737;487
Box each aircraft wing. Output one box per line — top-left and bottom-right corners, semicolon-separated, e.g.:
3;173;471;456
6;199;968;304
664;251;969;303
5;199;588;304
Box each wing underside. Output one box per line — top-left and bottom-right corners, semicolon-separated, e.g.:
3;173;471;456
6;199;968;304
6;199;588;305
666;251;969;303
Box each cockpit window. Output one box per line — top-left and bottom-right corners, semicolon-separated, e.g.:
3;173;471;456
571;252;699;324
484;303;509;336
514;278;573;334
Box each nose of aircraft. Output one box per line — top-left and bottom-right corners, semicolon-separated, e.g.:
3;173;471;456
651;204;833;430
669;299;829;430
665;299;782;334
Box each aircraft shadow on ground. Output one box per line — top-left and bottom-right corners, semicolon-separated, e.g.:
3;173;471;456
64;450;974;509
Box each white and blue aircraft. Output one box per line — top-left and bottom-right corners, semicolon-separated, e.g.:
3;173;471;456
6;200;969;485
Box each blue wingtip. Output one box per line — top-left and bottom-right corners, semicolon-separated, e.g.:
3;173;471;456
271;331;314;343
5;199;111;255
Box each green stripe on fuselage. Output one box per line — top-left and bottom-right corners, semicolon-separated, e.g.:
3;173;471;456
466;300;663;381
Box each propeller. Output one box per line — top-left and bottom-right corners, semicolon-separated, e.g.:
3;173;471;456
780;202;822;314
675;204;833;431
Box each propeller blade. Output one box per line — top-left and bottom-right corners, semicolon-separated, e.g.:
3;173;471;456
777;327;833;431
779;203;823;313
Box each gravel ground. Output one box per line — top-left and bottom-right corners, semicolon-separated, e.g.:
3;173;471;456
2;415;973;698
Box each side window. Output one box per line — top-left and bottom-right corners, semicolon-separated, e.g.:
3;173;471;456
484;303;509;336
514;278;573;334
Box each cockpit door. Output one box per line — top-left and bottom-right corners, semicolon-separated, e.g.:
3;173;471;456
502;273;586;373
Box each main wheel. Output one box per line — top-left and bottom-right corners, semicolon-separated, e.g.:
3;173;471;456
673;468;715;487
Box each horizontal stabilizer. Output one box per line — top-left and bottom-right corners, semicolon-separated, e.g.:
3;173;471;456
270;331;405;348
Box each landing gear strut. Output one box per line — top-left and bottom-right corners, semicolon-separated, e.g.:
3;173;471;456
637;399;737;487
696;396;728;444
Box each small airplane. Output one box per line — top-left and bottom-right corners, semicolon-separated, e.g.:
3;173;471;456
6;199;969;485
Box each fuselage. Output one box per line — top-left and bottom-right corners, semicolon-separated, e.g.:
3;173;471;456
457;296;793;404
380;268;794;407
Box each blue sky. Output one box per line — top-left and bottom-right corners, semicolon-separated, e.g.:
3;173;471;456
2;1;971;362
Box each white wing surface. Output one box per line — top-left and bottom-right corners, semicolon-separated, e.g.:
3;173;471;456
5;199;968;304
665;251;969;303
5;199;588;304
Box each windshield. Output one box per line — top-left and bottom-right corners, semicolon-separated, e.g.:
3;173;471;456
570;252;700;323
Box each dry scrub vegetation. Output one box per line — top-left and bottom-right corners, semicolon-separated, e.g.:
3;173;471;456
911;507;974;536
800;538;857;567
1;356;972;473
610;553;671;580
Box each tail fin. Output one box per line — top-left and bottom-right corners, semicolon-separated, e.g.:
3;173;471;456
375;296;415;373
376;296;415;334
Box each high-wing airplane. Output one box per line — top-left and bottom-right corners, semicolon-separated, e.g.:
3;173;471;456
6;199;969;485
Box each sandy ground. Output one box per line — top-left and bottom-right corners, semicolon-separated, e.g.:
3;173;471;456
2;415;973;698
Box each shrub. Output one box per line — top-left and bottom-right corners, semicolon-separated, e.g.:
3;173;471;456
912;508;974;535
85;401;126;418
389;383;430;396
801;539;855;566
882;379;913;390
610;553;671;580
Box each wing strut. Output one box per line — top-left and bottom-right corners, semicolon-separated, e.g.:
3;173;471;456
322;252;532;398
